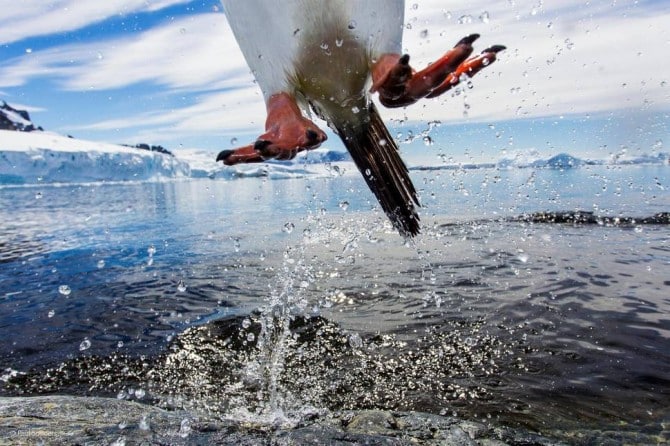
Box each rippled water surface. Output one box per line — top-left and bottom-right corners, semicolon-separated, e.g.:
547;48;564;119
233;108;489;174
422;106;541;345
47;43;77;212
1;165;669;441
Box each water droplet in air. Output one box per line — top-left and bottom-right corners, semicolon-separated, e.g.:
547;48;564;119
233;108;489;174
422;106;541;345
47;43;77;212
135;388;146;399
177;280;187;292
58;285;71;296
339;200;349;210
47;310;55;318
97;259;105;269
147;245;156;256
241;318;251;329
139;416;150;431
479;11;490;23
79;338;91;351
283;222;295;233
25;48;32;54
348;333;363;349
35;191;42;199
246;333;255;342
351;106;360;114
420;29;428;38
423;136;433;146
179;419;192;438
458;14;473;24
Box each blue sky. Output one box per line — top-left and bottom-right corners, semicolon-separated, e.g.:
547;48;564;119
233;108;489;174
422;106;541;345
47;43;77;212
0;0;668;164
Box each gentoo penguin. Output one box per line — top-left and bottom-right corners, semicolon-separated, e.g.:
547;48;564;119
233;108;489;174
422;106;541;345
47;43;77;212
217;1;504;237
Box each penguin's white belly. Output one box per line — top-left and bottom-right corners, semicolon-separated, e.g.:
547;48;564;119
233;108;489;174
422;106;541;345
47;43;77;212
221;0;404;102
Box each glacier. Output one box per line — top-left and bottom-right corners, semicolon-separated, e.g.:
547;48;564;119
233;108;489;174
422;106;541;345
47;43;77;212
0;130;191;184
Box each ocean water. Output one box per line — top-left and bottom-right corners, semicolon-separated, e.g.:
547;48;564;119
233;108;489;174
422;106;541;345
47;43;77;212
1;164;669;439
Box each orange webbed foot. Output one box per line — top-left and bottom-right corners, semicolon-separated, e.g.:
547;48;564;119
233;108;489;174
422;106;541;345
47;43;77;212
217;92;327;165
371;34;505;108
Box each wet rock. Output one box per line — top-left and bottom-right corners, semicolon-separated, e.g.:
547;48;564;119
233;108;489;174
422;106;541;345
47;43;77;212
346;410;399;435
0;395;571;445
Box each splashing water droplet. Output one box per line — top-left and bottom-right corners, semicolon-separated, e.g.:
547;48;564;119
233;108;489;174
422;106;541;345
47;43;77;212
458;14;473;24
96;259;105;269
246;332;255;342
177;280;187;292
351;106;360;114
139;416;150;431
339;200;350;210
179;419;192;438
479;11;490;23
47;310;55;318
147;245;156;256
423;136;433;146
58;285;71;296
35;191;42;200
241;318;252;329
335;37;344;47
79;338;91;351
283;222;295;233
134;388;146;399
349;333;363;349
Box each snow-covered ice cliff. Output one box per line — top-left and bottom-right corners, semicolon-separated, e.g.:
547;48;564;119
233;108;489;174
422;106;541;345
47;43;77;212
0;130;190;184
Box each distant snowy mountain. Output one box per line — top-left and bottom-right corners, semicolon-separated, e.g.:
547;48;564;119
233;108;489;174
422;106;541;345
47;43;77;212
0;101;43;132
613;152;670;165
1;100;666;185
176;147;353;180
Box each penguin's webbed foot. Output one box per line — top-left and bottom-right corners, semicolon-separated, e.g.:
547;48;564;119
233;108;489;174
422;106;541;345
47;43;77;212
217;92;327;165
371;34;505;108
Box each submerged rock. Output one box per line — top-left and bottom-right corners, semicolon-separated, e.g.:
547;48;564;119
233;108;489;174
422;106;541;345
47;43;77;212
0;395;572;445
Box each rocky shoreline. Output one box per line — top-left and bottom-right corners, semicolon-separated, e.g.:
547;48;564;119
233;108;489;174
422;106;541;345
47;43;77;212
0;395;571;445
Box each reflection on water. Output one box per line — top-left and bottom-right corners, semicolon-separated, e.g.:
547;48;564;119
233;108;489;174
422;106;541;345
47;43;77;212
0;166;669;440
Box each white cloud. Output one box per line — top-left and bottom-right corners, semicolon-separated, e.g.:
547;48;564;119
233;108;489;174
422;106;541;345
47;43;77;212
0;13;250;92
0;0;193;45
